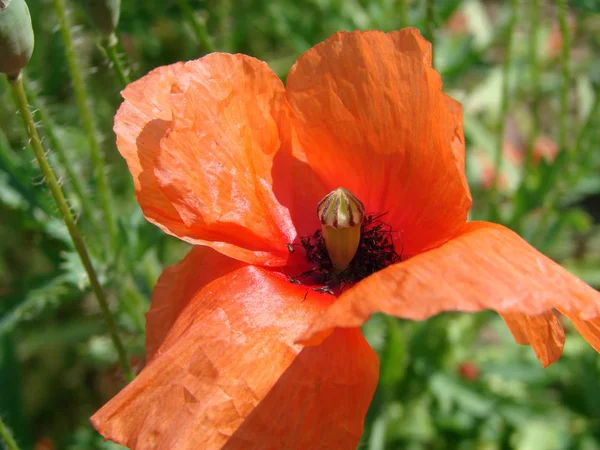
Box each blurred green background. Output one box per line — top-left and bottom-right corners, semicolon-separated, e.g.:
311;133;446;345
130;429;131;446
1;0;600;449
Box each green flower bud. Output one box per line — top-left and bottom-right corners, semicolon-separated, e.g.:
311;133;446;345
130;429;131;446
0;0;34;79
317;187;365;271
86;0;121;38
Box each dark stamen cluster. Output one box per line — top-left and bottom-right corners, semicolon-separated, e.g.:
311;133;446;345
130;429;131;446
296;213;401;291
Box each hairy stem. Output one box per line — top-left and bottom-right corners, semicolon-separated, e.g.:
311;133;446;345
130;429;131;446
9;74;133;381
23;76;97;228
52;0;117;251
102;33;131;86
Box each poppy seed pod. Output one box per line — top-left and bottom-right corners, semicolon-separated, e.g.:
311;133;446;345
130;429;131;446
86;0;120;38
0;0;34;78
318;187;365;271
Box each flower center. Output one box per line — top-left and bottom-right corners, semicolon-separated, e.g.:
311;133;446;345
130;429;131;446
317;187;364;271
296;187;401;291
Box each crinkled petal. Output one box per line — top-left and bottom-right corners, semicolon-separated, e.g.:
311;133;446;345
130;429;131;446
145;246;245;362
557;311;600;353
92;257;378;450
115;54;299;266
286;29;471;255
297;222;600;361
500;311;565;367
114;62;187;236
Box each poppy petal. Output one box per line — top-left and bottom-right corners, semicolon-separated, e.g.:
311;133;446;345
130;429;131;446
557;311;600;353
115;54;297;266
114;62;188;238
92;261;378;449
500;312;565;366
297;222;600;361
145;246;245;362
286;29;471;255
444;95;469;194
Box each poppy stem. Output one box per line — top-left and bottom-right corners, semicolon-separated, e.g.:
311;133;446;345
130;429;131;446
399;0;409;28
0;415;20;450
522;0;541;173
8;73;134;382
176;0;215;53
101;33;131;86
23;75;98;237
531;87;599;248
52;0;118;253
527;0;571;247
557;0;571;153
424;0;435;64
488;0;518;212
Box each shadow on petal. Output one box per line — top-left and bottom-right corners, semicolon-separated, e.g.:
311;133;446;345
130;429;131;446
223;328;379;450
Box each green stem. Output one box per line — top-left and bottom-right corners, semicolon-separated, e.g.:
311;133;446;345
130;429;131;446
9;73;133;382
399;0;409;28
529;0;571;247
23;76;97;229
424;0;435;63
523;0;541;172
217;0;232;51
489;0;518;209
176;0;214;53
0;416;20;450
102;33;131;86
574;90;600;157
557;0;570;152
52;0;118;251
531;90;598;248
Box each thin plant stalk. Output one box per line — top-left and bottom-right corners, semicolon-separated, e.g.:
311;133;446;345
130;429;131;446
530;0;577;247
9;73;134;382
523;0;541;172
52;0;117;251
399;0;409;28
0;416;20;450
217;0;232;51
23;76;97;228
176;0;214;53
489;0;519;206
557;0;570;153
574;90;600;157
102;33;131;86
424;0;435;63
532;88;599;247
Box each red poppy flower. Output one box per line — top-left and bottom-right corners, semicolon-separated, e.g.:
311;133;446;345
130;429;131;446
92;29;600;449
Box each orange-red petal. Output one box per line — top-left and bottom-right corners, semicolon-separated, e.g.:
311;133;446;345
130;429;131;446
92;258;378;449
115;54;298;266
286;29;471;255
297;222;600;362
500;312;565;367
557;311;600;353
145;246;245;362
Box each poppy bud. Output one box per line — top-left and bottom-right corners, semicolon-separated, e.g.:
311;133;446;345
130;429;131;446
86;0;120;38
0;0;34;79
317;187;365;271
